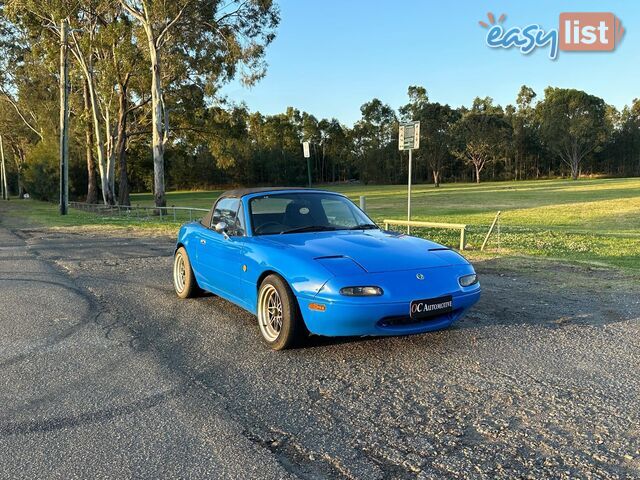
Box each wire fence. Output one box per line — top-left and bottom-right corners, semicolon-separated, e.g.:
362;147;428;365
67;201;506;252
68;202;209;223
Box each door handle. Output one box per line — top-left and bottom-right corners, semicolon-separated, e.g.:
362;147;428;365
200;239;206;245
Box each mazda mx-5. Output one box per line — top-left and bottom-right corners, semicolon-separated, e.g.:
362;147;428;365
173;188;481;350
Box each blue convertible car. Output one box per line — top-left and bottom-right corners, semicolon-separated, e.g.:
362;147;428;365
174;188;481;350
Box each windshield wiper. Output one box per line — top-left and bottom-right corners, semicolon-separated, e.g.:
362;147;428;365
280;225;337;234
349;223;378;230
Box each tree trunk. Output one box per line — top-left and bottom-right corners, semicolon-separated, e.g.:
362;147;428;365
570;156;579;180
10;145;25;198
116;83;130;206
149;42;166;207
0;135;7;200
16;168;23;198
16;154;24;199
105;109;116;200
475;164;481;183
570;139;580;180
433;170;440;187
79;55;114;205
83;81;98;203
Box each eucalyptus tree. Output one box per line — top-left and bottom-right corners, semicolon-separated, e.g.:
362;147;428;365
537;87;608;180
65;1;117;204
4;0;114;204
92;10;147;205
511;85;537;180
399;86;459;187
352;99;398;184
0;4;44;142
453;97;511;183
0;100;31;197
316;118;349;183
614;99;640;176
119;0;279;207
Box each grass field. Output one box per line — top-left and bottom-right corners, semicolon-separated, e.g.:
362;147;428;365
2;178;639;269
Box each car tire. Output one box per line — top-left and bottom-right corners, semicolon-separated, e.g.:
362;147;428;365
173;247;200;299
257;274;305;350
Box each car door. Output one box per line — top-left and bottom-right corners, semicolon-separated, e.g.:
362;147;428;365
197;197;247;302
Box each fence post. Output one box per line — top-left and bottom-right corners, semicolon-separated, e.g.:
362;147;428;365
460;227;466;251
481;211;502;251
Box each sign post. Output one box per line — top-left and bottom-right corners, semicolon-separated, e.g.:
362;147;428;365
398;121;420;233
302;141;312;187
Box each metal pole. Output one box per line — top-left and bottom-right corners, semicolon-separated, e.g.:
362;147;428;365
59;19;69;215
407;148;412;234
307;157;312;188
481;211;502;251
359;196;366;212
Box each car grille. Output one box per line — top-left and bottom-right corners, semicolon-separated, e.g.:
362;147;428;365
378;310;458;328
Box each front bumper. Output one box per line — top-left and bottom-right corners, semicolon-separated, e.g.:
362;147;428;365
297;288;481;337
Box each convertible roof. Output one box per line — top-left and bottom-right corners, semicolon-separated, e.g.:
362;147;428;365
219;187;312;198
201;187;319;227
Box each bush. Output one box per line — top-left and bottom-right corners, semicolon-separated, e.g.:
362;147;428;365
22;140;59;201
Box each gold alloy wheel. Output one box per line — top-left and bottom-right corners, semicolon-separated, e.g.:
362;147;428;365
173;251;186;294
258;284;283;342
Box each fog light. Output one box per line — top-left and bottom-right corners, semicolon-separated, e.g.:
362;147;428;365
459;274;478;287
339;286;383;296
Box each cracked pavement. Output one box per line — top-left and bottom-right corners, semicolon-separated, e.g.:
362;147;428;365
0;224;639;479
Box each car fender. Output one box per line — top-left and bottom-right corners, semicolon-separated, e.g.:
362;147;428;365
241;237;334;312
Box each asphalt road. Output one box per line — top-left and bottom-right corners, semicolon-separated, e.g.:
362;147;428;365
0;225;639;479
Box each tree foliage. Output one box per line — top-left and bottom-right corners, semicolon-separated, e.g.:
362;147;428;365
0;0;638;203
538;87;608;180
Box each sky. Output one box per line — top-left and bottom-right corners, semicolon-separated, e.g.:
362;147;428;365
221;0;639;125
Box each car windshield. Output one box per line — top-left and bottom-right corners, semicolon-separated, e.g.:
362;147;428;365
249;192;378;235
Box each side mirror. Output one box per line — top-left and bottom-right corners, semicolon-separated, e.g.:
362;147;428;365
214;221;230;239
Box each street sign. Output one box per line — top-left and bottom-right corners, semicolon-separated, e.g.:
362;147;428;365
399;121;420;233
398;121;420;151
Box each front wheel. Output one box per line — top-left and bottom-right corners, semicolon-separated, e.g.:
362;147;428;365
257;275;305;350
173;247;200;299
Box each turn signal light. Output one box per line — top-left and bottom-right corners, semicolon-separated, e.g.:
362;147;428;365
309;303;326;312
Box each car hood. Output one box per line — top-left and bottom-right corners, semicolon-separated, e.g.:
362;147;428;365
260;229;468;273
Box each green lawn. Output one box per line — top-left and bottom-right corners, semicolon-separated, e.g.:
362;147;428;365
131;178;640;234
128;178;640;269
2;178;639;269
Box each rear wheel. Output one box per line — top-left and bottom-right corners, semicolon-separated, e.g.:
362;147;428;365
173;247;200;299
257;275;305;350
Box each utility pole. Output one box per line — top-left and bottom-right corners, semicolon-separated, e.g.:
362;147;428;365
59;18;70;215
0;135;8;200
